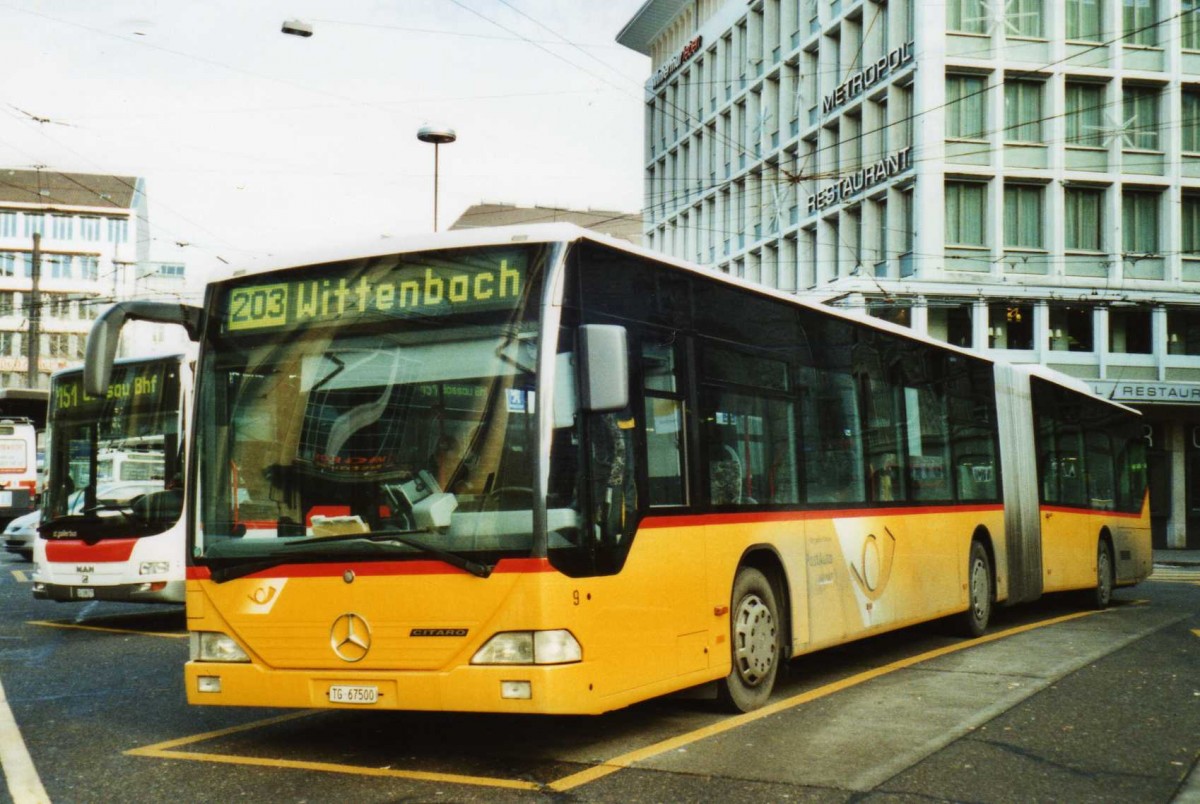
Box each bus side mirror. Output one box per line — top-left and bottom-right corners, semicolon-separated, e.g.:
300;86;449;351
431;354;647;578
84;301;204;396
578;325;628;412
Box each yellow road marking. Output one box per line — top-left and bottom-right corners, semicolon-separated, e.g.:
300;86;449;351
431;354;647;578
1192;629;1199;639
548;607;1106;792
28;620;187;640
125;711;314;753
126;710;539;790
9;571;27;583
131;748;540;789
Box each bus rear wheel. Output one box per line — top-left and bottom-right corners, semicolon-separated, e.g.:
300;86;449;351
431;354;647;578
718;566;781;713
961;541;993;638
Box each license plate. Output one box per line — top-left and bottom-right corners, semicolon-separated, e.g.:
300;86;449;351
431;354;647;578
75;588;95;599
328;684;378;704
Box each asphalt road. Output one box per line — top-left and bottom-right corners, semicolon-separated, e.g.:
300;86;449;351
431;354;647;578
0;552;1197;803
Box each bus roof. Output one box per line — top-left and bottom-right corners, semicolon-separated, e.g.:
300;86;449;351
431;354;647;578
50;352;189;382
0;387;49;429
218;223;1133;415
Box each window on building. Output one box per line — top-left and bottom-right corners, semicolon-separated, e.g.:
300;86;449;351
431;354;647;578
1066;82;1105;147
1122;86;1159;150
1004;79;1043;142
79;255;99;281
1168;308;1200;355
1109;308;1152;354
1122;189;1160;254
1008;0;1042;37
1184;90;1200;153
945;181;988;247
871;301;912;327
1049;306;1094;351
106;217;129;243
946;75;987;139
79;216;101;241
1004;184;1044;249
901;187;915;257
1185;0;1200;49
1123;0;1158;46
896;84;914;147
46;255;73;279
46;334;72;359
158;263;185;278
1067;0;1103;40
0;333;12;358
944;303;974;348
24;214;44;237
0;292;14;316
989;303;1034;350
1184;193;1200;256
948;0;987;33
1065;187;1105;251
0;212;15;237
49;215;73;240
0;252;15;277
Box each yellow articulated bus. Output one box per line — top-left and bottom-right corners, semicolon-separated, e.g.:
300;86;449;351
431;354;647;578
83;225;1150;715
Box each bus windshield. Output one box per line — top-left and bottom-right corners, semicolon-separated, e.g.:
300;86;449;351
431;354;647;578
43;357;185;535
194;245;553;572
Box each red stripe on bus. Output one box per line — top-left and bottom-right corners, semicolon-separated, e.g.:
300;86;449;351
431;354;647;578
639;503;1005;529
1039;504;1145;519
186;556;554;581
45;539;138;562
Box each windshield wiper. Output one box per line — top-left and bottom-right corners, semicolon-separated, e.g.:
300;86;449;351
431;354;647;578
78;503;134;516
282;530;493;578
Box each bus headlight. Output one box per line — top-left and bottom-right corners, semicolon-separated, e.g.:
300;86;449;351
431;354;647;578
192;632;251;663
139;561;170;575
471;630;581;665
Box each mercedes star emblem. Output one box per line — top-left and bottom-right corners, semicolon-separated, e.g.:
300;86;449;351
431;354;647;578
329;613;371;662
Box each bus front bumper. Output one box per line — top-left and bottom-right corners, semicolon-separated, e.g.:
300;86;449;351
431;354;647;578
33;579;185;604
184;658;619;715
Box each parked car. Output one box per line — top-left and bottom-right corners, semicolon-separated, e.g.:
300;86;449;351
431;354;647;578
3;509;39;561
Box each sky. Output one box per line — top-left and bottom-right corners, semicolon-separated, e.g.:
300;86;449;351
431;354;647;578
0;0;650;287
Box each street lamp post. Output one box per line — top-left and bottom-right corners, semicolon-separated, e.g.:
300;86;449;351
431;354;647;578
417;125;456;232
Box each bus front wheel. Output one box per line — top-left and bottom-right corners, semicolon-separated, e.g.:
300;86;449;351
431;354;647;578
962;541;993;638
1089;539;1114;610
718;566;781;713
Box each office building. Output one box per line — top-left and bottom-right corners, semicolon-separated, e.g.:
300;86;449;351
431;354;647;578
617;0;1200;547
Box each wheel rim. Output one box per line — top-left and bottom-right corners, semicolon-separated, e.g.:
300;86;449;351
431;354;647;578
969;557;990;622
732;593;777;686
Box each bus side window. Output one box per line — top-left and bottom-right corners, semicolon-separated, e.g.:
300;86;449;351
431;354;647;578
642;335;687;507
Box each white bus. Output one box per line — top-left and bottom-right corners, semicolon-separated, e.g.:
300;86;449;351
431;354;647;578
32;354;191;603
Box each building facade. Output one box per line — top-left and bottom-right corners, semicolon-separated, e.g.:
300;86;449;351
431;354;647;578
0;169;188;388
617;0;1200;548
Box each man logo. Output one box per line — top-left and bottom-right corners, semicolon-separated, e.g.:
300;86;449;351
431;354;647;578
329;613;371;663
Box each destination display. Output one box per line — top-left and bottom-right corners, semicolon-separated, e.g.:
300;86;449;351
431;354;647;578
52;362;169;417
221;248;530;334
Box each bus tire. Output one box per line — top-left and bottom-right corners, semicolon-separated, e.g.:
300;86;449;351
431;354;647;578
1090;538;1114;610
961;540;993;638
718;566;781;713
